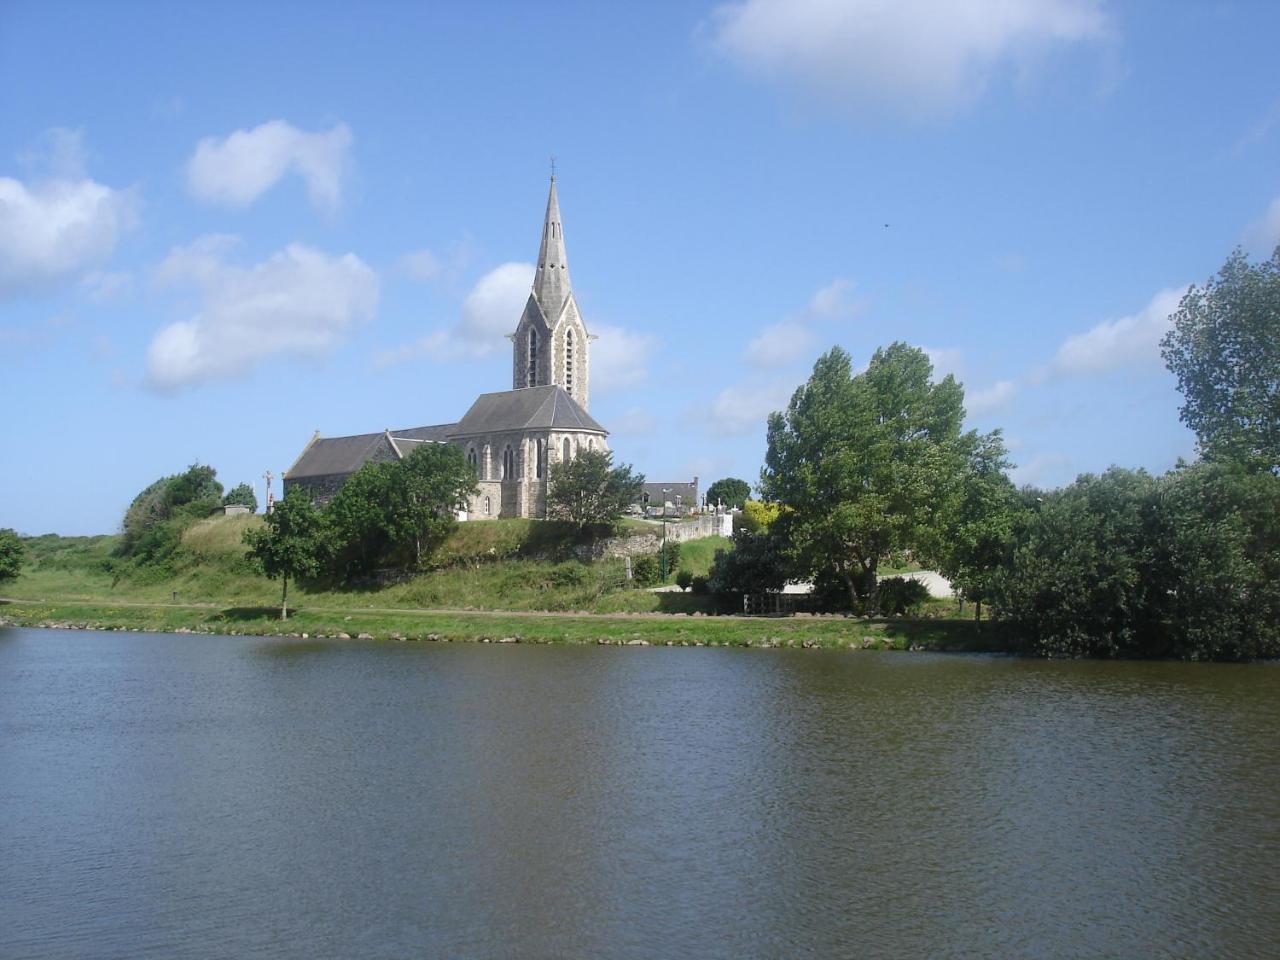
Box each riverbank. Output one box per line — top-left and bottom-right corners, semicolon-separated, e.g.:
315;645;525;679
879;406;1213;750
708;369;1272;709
0;598;1005;651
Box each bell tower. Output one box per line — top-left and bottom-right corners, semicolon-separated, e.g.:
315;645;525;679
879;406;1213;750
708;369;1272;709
511;173;591;409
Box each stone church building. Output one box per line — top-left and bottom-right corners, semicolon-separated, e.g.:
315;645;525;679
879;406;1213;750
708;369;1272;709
284;177;608;519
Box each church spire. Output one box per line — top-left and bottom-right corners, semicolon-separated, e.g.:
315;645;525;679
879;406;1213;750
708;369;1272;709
532;175;571;320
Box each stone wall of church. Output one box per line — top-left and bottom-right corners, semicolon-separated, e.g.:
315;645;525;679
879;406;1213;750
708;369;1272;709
284;472;351;505
455;429;607;519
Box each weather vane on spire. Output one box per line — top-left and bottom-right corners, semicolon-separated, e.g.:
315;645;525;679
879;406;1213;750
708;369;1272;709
550;154;556;181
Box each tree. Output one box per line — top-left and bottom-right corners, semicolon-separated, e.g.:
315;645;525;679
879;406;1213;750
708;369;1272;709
223;483;259;513
739;499;784;534
324;444;478;578
325;462;399;578
761;343;988;614
989;463;1280;660
547;449;644;527
0;528;24;583
1161;245;1280;469
382;444;478;565
931;431;1019;620
707;530;790;596
120;463;225;563
706;477;751;510
243;488;329;619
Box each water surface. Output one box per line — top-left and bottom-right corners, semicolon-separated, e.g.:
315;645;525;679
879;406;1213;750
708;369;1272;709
2;628;1278;958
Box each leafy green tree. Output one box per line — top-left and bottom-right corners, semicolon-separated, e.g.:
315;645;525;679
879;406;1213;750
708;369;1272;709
707;530;790;596
383;443;478;565
243;488;330;619
675;569;694;592
706;477;751;510
761;343;986;614
931;431;1019;620
547;449;645;527
223;483;259;513
121;463;224;563
990;463;1280;660
0;528;24;583
325;462;400;579
1161;246;1280;468
324;445;478;578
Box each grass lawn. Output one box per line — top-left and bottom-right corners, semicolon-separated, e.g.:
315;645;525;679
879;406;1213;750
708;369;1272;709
3;516;988;650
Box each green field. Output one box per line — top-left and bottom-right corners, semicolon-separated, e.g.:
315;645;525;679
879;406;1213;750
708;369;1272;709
2;516;984;650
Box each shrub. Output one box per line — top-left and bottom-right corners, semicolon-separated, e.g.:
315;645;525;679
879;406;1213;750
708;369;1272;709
632;554;660;587
675;569;694;591
549;562;590;588
877;576;931;616
660;541;681;578
690;575;710;595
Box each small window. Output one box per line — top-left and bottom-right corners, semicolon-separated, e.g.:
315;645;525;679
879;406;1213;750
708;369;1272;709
562;437;571;462
484;496;492;516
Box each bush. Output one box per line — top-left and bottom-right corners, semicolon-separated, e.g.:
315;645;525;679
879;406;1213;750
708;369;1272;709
877;576;931;616
707;531;788;595
632;554;660;587
690;575;710;595
0;528;24;582
548;562;590;588
991;463;1280;660
675;569;693;591
660;541;681;578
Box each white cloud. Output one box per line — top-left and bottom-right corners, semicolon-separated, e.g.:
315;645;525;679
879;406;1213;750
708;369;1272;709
1052;285;1186;376
1245;196;1280;252
396;249;441;282
708;0;1110;115
590;323;660;394
0;149;137;297
923;346;965;381
376;263;656;389
744;320;818;367
967;379;1017;416
375;262;534;366
709;380;794;435
146;236;378;389
186;120;352;213
610;407;658;437
744;277;859;368
458;262;535;348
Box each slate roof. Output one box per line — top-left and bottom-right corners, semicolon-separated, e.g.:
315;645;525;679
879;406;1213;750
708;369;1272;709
391;423;457;443
641;481;700;506
451;385;606;437
285;424;456;479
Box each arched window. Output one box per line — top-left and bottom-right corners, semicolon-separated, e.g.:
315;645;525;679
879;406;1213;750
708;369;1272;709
467;447;478;475
484;496;492;516
527;328;539;387
535;439;545;479
588;438;595;452
503;445;515;479
565;329;574;394
562;437;571;462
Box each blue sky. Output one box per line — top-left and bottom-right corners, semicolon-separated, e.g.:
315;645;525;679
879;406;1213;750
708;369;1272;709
2;0;1279;535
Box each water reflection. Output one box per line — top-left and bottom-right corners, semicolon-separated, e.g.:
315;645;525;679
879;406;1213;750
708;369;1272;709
1;629;1277;959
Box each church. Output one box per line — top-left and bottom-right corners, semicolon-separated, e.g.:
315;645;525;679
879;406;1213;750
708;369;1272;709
283;177;609;519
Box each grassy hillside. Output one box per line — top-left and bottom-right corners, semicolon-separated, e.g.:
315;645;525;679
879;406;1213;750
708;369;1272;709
6;516;730;615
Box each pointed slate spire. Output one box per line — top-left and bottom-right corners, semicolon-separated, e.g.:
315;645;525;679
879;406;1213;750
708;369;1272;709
532;176;571;321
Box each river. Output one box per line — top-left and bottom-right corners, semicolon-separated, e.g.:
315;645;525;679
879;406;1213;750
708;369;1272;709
1;627;1277;958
